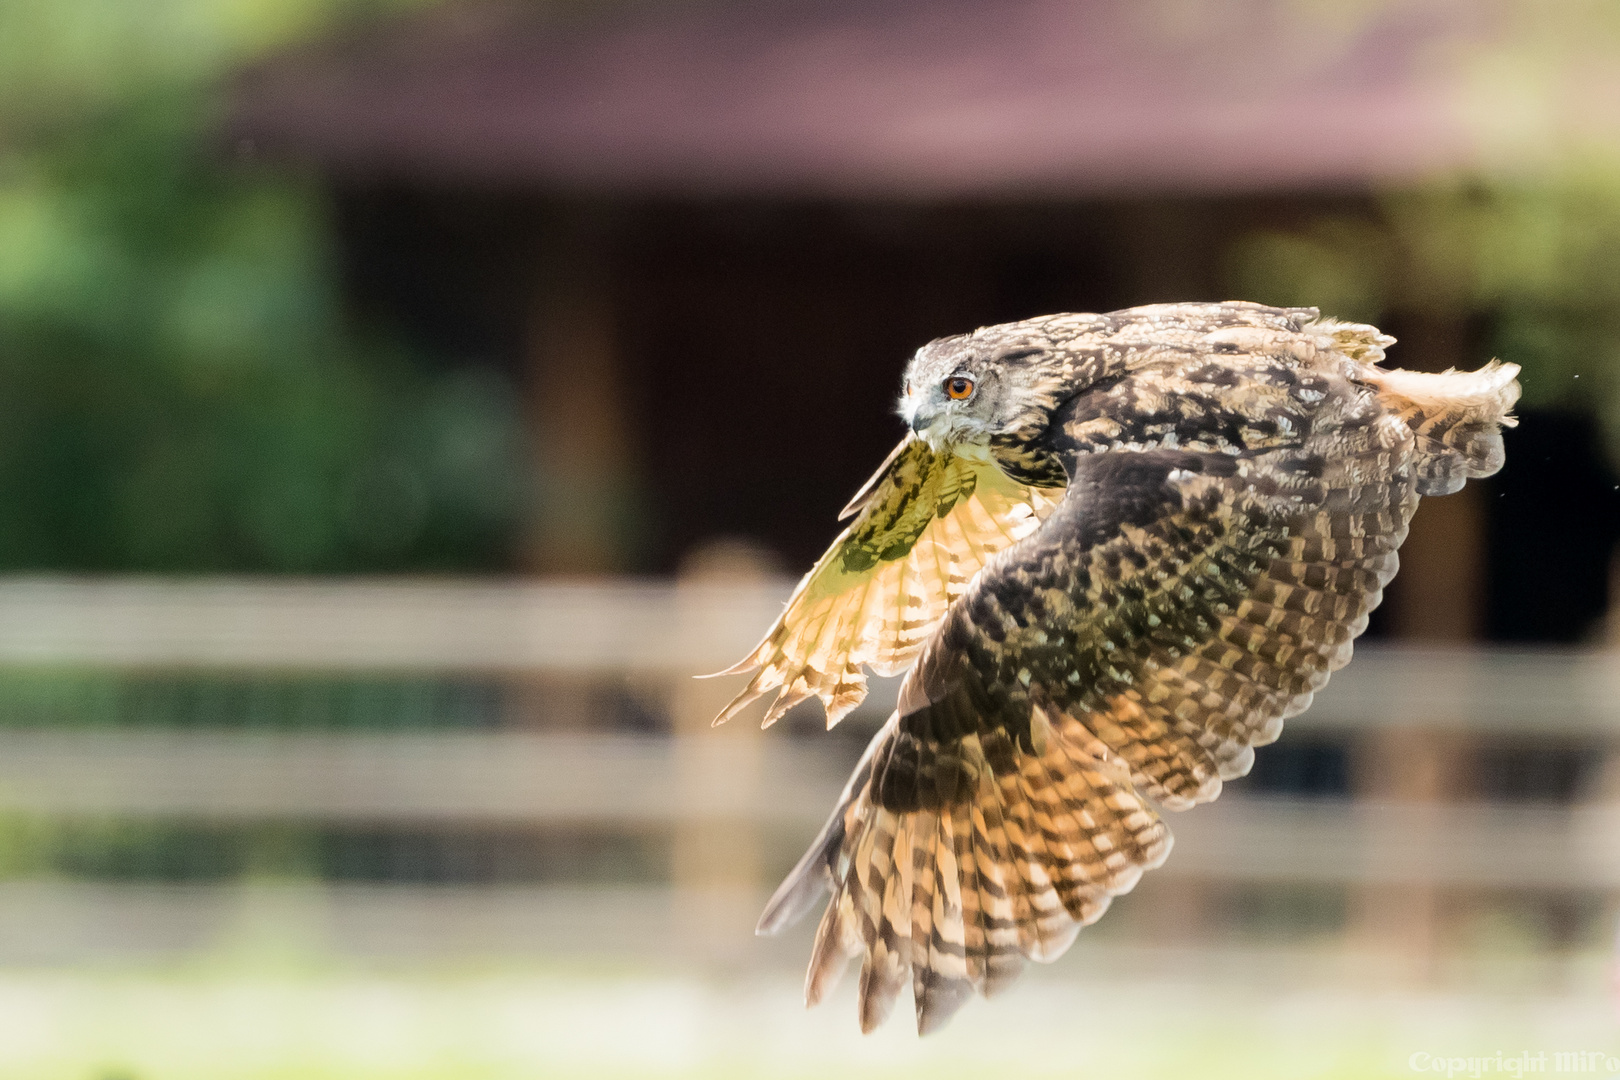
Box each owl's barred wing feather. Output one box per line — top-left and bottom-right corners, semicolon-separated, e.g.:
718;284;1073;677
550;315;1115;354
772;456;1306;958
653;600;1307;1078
712;435;1062;729
768;703;1171;1033
742;301;1520;1035
767;446;1412;1033
762;350;1517;1033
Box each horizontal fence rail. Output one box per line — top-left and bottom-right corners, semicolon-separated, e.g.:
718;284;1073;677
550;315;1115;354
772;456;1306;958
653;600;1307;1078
0;578;782;675
0;577;1614;732
0;729;1615;889
0;579;1614;899
0;730;848;826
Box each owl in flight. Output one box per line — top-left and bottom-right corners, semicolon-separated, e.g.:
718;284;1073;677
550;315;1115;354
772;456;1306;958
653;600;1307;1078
713;302;1519;1033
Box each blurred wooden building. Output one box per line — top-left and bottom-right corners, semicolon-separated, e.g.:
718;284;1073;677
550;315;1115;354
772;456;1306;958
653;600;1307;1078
225;0;1620;973
228;0;1620;647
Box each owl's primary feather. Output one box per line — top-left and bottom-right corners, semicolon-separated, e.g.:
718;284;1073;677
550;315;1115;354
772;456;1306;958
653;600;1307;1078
719;302;1519;1034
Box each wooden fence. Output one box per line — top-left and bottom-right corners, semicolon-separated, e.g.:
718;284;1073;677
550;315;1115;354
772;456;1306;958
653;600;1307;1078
0;577;1612;892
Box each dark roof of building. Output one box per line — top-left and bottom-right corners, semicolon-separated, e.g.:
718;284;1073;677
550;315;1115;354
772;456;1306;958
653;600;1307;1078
228;0;1602;197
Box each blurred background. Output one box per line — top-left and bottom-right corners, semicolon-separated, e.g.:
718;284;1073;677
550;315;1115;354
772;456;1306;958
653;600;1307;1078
2;0;1620;1076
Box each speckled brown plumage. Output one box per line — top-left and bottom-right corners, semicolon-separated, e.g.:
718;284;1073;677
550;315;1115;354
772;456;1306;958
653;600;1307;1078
719;302;1520;1034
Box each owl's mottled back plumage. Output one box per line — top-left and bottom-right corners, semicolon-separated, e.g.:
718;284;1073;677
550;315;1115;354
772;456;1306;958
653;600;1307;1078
715;302;1519;1034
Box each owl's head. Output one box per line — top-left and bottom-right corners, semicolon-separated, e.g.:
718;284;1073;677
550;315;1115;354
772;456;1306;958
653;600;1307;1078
898;319;1089;451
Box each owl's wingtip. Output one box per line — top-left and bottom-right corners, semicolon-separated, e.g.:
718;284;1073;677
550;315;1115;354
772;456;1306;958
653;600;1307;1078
697;653;764;679
914;978;974;1036
709;685;766;727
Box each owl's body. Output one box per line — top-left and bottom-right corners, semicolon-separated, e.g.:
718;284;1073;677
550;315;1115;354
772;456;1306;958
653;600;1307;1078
715;302;1519;1034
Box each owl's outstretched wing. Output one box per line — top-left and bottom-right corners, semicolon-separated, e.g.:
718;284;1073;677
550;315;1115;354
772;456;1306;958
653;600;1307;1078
758;425;1433;1033
712;435;1063;729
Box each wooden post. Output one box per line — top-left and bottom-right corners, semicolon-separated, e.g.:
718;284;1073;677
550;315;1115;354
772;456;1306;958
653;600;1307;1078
1379;310;1487;642
1386;487;1487;644
1347;310;1482;980
507;211;641;739
666;539;775;962
524;213;639;575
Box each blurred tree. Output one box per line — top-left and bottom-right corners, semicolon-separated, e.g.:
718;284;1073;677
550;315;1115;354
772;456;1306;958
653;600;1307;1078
1226;165;1620;450
0;0;529;572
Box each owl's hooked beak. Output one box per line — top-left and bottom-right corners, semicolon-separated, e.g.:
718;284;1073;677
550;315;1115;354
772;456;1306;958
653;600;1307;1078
906;401;958;453
906;404;941;441
902;387;941;433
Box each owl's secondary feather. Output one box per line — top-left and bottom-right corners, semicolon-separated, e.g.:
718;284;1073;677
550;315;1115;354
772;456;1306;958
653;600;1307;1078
732;302;1520;1034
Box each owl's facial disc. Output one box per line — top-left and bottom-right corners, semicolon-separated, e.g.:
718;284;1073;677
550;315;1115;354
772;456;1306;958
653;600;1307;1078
899;330;1056;450
900;364;998;451
899;337;1006;449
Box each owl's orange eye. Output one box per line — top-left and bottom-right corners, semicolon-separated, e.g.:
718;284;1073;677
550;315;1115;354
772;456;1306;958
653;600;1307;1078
945;376;975;400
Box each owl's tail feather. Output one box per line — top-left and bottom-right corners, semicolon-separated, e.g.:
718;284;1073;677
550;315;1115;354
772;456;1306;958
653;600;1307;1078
761;713;1170;1034
1365;360;1522;496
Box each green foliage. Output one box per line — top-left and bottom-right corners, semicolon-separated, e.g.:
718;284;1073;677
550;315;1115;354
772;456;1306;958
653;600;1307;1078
0;815;319;881
0;0;418;137
1224;216;1394;326
1225;163;1620;452
1387;173;1620;419
0;0;528;572
0;670;503;730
